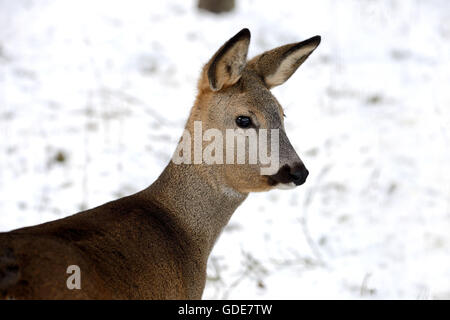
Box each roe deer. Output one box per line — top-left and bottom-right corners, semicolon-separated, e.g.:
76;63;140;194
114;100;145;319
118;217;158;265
0;28;320;299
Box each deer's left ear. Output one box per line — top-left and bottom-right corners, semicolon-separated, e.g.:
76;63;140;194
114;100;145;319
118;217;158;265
202;28;251;91
248;35;321;89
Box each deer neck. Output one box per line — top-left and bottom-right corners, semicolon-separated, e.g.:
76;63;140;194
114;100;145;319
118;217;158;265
141;161;248;260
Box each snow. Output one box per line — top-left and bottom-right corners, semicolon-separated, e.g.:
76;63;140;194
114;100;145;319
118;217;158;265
1;0;450;299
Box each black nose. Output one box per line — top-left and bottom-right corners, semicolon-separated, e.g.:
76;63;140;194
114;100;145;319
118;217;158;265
268;163;309;186
289;165;309;186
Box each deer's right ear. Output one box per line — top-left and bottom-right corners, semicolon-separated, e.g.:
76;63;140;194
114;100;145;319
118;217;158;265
201;28;251;91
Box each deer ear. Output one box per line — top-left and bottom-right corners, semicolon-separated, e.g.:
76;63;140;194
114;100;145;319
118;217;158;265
204;28;251;91
248;35;321;89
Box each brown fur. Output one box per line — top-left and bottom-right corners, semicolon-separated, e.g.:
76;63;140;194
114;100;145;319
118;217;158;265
0;28;320;299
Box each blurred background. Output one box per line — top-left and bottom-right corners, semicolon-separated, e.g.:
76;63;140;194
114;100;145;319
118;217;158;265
1;0;449;299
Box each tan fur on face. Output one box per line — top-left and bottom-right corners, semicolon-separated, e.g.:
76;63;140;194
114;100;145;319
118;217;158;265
190;32;321;193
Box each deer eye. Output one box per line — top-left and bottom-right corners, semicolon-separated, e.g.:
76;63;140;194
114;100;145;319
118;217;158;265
235;116;251;128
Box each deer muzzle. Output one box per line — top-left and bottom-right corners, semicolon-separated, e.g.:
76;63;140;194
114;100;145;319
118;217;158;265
268;163;309;186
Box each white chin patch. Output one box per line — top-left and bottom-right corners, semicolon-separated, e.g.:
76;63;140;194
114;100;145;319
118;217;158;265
274;182;296;190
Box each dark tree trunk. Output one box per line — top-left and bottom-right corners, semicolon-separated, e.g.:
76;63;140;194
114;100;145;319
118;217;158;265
198;0;235;14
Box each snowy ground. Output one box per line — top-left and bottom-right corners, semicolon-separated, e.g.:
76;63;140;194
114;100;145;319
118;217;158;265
1;0;450;299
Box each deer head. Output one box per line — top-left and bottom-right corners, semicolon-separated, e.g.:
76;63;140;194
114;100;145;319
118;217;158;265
176;28;321;193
